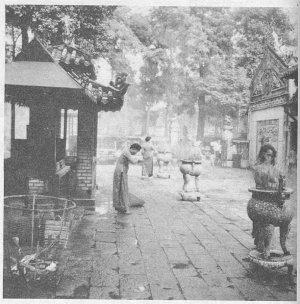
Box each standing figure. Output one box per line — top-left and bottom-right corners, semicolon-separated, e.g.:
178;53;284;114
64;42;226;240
141;136;155;178
247;144;294;259
113;143;142;214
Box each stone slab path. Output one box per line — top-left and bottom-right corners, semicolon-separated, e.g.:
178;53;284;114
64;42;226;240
55;163;297;300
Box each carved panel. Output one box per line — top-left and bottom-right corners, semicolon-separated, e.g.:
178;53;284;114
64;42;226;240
249;95;287;111
252;69;285;97
251;47;288;102
256;119;279;154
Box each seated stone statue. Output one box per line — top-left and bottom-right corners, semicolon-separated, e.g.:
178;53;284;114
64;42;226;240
247;144;294;259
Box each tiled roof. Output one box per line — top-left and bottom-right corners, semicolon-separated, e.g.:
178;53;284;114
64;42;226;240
47;43;97;81
9;37;129;112
5;61;82;89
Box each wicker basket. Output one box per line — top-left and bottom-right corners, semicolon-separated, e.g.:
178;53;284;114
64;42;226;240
4;195;76;278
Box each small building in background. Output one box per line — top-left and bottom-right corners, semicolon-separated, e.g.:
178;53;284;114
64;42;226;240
248;45;295;171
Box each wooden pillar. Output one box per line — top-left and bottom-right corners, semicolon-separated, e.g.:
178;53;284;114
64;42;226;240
64;109;68;138
28;98;56;178
11;102;15;149
64;109;68;153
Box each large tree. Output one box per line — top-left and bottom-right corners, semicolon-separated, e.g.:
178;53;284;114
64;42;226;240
232;7;295;77
144;7;250;140
5;5;117;52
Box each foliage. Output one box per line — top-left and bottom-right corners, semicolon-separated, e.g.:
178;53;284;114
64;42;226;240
146;7;250;119
6;5;117;54
5;5;297;139
232;7;295;77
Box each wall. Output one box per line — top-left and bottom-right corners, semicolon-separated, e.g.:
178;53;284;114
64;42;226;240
76;102;98;198
28;178;46;194
4;103;11;159
248;106;286;169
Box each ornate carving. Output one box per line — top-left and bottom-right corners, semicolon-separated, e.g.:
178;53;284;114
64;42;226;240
262;69;273;96
253;69;285;97
256;119;279;153
271;72;282;90
248;167;294;259
250;95;288;111
253;82;263;96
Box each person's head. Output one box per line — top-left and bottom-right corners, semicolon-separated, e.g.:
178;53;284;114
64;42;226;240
145;136;151;142
130;143;142;155
257;144;277;165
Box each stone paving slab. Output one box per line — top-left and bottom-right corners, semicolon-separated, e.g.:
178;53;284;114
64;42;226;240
176;276;214;300
89;286;120;299
54;164;297;300
91;269;119;287
149;281;184;300
63;258;93;278
56;276;90;298
119;274;151;300
230;277;277;301
94;242;117;253
94;231;116;243
209;285;244;300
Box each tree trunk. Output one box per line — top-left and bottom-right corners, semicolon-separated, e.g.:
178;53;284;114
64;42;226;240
21;26;29;50
11;25;16;59
145;109;150;136
20;7;32;50
164;107;169;138
196;95;206;141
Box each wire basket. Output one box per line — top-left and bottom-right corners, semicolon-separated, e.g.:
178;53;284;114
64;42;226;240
4;195;76;280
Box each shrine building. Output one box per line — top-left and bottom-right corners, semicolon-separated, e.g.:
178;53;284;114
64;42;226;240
5;36;129;207
248;46;297;171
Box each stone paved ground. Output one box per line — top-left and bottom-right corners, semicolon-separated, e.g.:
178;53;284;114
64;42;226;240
55;161;297;300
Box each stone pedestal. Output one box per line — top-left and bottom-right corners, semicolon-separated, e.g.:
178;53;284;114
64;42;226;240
179;160;202;201
157;172;170;179
157;152;172;179
248;249;294;285
180;191;201;202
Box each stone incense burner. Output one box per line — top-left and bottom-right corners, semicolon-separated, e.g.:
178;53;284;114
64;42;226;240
247;166;295;283
179;159;202;201
156;151;172;179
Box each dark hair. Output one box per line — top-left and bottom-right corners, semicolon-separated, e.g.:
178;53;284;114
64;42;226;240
145;136;151;142
130;143;142;151
257;144;277;165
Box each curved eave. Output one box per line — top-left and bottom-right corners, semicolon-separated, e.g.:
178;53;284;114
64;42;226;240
280;65;298;80
5;84;125;112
